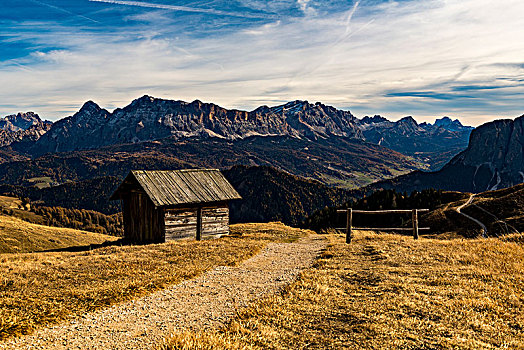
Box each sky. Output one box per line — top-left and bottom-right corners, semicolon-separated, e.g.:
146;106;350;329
1;0;524;126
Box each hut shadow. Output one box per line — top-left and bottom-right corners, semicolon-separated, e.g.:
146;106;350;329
40;238;130;253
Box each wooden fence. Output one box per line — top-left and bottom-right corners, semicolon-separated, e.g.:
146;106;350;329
336;209;430;244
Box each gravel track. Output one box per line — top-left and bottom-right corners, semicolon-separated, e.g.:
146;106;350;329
456;194;488;237
1;235;325;350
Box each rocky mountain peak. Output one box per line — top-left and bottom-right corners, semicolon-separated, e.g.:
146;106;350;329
435;116;453;124
130;95;157;106
397;116;417;125
0;111;52;147
395;116;422;133
8;96;476;173
0;112;43;132
75;101;108;124
434;116;473;132
358;113;473;169
447;114;524;190
79;100;101;113
360;115;389;125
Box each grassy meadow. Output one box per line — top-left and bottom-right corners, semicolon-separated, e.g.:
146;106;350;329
0;214;117;254
164;230;524;349
0;222;307;341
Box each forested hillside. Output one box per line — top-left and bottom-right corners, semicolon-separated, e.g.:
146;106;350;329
224;165;353;225
0;165;354;228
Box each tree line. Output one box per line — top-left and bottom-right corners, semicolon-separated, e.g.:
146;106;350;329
303;188;449;233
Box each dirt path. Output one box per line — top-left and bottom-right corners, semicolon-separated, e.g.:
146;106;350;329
0;235;325;350
456;194;488;237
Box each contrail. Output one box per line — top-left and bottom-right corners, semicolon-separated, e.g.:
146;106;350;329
282;1;372;86
8;62;35;73
344;1;360;35
30;0;100;23
89;0;275;19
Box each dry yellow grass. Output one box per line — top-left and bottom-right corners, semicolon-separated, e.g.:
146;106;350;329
165;230;524;349
0;196;24;209
0;214;117;253
0;222;306;341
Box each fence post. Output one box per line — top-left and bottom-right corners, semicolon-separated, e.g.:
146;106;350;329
346;208;353;244
412;209;419;240
196;207;202;241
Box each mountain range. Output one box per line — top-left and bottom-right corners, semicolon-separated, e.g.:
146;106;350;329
360;115;473;170
0;96;476;191
0;97;521;195
368;114;524;193
2;96;471;168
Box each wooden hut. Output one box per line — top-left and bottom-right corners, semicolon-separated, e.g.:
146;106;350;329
110;169;241;243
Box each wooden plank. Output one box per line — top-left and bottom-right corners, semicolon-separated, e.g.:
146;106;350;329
165;220;197;226
208;171;240;200
165;223;197;229
165;216;197;223
163;203;230;242
153;171;174;207
165;226;196;233
202;226;228;234
165;220;198;226
129;170;240;208
177;171;206;203
200;219;228;226
202;205;229;239
165;230;194;240
134;171;167;207
165;213;197;219
166;205;227;213
195;171;223;203
337;209;430;214
202;228;229;235
122;192;165;244
335;227;430;231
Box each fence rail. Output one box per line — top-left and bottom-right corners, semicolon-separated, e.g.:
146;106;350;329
338;209;429;214
336;208;430;244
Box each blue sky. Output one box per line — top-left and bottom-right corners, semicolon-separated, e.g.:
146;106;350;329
1;0;524;125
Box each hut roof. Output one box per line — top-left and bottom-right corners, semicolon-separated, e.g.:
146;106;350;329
110;169;241;207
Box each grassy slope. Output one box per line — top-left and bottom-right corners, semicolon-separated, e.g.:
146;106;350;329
0;195;24;209
421;193;479;238
165;231;524;349
0;222;308;340
464;184;524;236
0;214;117;254
422;184;524;238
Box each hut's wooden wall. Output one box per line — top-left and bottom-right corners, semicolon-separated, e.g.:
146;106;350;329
164;204;230;241
122;192;165;243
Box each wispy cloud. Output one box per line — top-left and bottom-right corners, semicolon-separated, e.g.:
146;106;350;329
89;0;276;19
297;0;316;16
